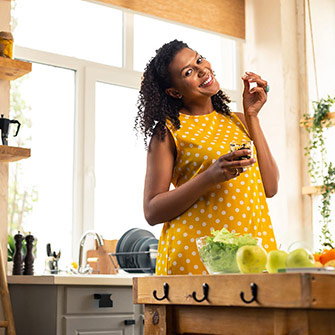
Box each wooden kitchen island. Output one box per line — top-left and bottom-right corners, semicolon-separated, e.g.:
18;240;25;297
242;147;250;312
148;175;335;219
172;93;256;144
133;272;335;335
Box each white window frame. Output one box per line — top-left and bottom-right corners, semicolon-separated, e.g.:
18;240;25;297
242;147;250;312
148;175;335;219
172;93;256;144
14;11;243;259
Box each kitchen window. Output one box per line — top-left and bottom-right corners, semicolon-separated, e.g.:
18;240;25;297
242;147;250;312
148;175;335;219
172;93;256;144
8;63;75;268
10;0;242;271
12;0;123;67
310;127;335;250
305;0;335;250
94;83;147;238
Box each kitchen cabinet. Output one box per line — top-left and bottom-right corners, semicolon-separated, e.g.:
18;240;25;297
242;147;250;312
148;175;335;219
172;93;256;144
8;275;143;335
133;272;335;335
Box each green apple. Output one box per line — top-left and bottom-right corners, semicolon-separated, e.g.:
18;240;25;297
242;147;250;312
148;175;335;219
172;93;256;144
266;250;288;273
285;248;315;268
236;245;268;274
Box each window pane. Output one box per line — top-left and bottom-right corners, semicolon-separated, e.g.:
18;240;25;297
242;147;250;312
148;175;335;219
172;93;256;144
307;127;335;186
94;83;161;239
8;63;75;273
324;127;335;164
312;194;335;251
12;0;123;67
229;102;237;113
133;15;236;90
311;127;335;249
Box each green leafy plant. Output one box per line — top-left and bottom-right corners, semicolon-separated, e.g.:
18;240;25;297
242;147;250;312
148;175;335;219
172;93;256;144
303;96;335;246
7;233;38;262
7;234;15;262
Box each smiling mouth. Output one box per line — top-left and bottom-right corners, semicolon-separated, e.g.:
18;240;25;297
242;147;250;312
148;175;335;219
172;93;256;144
199;73;214;87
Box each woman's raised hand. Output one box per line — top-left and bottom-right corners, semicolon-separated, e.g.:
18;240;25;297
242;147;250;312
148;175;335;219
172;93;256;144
242;72;269;117
205;149;256;185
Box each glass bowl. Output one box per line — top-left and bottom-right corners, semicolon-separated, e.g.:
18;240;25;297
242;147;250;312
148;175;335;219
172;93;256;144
196;235;262;274
229;140;253;160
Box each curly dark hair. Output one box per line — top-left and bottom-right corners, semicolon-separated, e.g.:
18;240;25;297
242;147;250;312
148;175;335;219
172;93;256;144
135;39;231;148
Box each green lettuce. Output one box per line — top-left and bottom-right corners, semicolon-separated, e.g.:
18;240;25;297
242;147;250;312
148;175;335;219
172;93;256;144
199;228;258;273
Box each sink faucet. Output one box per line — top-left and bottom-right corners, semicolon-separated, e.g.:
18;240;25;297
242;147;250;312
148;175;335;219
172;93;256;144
78;230;104;274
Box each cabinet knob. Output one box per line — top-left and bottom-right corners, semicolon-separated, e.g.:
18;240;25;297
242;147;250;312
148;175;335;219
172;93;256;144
93;293;113;308
124;319;136;326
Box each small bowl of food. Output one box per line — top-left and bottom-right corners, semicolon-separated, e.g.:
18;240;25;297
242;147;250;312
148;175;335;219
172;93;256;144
229;140;253;160
196;228;260;274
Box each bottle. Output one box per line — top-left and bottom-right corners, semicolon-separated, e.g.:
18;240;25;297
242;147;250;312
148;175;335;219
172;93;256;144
12;231;23;275
23;233;34;275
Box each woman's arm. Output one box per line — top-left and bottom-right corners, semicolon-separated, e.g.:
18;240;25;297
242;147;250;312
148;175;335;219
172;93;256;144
143;127;255;225
237;72;279;198
143;129;213;225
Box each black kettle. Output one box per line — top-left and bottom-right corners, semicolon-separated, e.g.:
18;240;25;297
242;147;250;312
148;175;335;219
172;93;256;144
0;114;21;145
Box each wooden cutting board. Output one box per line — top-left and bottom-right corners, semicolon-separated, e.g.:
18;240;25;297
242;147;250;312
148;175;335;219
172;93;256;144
86;239;118;274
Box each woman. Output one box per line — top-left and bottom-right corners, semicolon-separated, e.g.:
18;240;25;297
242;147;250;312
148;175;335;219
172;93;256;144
135;40;279;275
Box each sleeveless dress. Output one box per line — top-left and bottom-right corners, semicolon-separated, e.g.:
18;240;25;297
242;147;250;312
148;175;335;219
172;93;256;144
155;110;277;275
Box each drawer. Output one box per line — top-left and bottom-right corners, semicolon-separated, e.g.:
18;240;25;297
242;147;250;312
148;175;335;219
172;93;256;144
64;286;134;314
63;314;138;335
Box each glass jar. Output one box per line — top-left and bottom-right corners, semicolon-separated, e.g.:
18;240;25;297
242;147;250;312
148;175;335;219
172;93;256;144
0;31;14;59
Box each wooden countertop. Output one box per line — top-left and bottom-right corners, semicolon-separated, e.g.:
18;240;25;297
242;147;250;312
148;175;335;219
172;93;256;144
134;274;335;335
133;272;335;309
7;273;150;286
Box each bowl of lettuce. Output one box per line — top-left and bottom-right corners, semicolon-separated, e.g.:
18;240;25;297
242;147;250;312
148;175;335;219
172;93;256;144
197;228;259;274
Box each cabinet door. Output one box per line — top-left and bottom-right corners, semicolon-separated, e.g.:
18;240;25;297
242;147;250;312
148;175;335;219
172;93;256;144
10;284;58;335
64;315;136;335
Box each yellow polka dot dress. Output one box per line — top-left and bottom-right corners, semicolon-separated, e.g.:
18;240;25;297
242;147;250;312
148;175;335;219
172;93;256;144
155;111;277;275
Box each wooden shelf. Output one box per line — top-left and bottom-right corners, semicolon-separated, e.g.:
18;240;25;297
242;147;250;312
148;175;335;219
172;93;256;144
302;185;335;195
0;57;32;81
302;185;322;195
0;146;30;162
300;112;335;128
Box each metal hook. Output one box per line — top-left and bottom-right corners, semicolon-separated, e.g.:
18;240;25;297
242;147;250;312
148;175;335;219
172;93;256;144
153;282;169;301
240;282;258;304
192;283;209;303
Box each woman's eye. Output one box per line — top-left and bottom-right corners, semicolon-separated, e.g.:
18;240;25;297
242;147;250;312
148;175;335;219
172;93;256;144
197;56;204;64
185;69;192;76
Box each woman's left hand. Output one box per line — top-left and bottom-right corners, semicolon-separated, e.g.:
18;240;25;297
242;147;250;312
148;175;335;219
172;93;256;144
242;72;269;117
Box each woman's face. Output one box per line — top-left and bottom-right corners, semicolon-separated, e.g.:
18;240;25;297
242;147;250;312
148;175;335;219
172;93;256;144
166;47;220;102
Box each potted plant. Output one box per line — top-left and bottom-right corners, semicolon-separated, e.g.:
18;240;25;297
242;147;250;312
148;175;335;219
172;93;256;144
7;234;15;275
303;95;335;248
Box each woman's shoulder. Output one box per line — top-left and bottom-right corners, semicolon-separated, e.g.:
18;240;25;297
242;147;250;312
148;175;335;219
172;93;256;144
149;123;176;154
